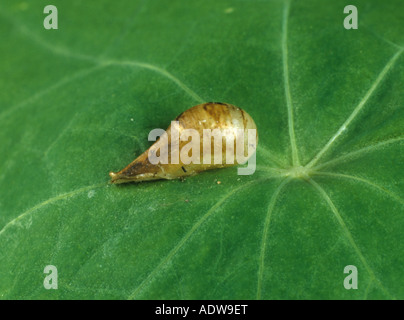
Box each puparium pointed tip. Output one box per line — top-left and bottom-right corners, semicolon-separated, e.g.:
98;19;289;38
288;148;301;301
109;171;121;183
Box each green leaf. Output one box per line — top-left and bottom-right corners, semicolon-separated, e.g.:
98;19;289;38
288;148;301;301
0;0;403;299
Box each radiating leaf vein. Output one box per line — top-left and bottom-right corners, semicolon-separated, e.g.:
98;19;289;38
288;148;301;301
282;0;300;166
309;179;393;299
314;172;404;206
256;178;290;299
306;48;404;169
0;183;106;237
128;178;276;299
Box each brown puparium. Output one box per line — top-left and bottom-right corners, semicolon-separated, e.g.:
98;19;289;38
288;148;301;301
109;102;258;184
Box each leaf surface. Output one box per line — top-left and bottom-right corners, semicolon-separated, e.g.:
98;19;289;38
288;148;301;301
0;0;403;299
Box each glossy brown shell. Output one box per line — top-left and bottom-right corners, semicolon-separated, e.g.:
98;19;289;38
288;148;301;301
109;102;258;183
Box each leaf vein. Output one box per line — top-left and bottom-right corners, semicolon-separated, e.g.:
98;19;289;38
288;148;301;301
282;0;300;166
0;183;106;238
313;136;404;170
314;172;404;206
309;179;393;299
306;48;404;169
127;178;277;300
106;60;204;103
0;65;104;121
256;178;290;299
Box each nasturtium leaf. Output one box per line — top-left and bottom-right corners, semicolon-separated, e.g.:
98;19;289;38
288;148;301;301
0;0;403;299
